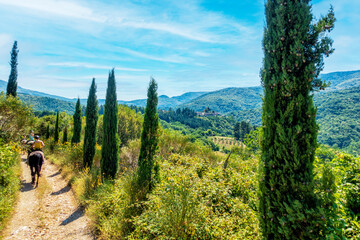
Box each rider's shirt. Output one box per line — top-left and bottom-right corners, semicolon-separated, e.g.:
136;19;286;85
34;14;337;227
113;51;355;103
33;140;44;150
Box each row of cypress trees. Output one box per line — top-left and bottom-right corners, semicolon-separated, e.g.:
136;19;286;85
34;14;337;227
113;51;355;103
74;69;159;182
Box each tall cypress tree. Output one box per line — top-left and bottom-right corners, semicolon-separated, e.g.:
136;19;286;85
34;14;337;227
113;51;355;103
234;122;240;140
260;1;335;239
46;124;50;139
83;78;98;169
62;126;68;143
137;78;159;192
6;41;19;97
71;98;82;144
54;111;60;142
101;69;119;179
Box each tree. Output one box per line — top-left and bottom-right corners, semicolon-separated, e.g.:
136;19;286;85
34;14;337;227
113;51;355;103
71;98;82;144
137;78;159;192
239;121;251;141
45;124;50;139
62;126;68;143
101;69;119;179
54;110;59;142
83;78;98;169
6;41;19;98
234;122;240;140
260;1;335;239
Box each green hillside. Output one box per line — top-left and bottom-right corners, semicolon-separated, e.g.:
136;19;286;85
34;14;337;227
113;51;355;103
179;87;263;114
322;70;360;90
19;93;76;114
228;87;360;155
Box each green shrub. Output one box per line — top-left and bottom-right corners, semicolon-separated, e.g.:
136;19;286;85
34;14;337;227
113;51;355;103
0;142;21;231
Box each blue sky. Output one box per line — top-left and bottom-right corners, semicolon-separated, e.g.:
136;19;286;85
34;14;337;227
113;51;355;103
0;0;359;100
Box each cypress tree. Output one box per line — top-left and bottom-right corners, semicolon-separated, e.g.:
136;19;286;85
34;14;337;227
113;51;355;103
137;78;159;192
83;78;98;169
101;69;119;179
71;98;82;144
46;124;50;139
54;111;60;142
260;1;335;239
234;122;240;140
62;126;68;143
6;41;19;98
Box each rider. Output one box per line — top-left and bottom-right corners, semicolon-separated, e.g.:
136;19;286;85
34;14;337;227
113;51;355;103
29;130;35;142
30;135;45;176
32;135;45;151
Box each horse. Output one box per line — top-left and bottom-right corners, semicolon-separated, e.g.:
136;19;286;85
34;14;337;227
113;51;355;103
28;151;44;187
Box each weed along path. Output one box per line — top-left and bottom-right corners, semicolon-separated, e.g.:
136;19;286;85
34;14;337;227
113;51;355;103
3;155;95;240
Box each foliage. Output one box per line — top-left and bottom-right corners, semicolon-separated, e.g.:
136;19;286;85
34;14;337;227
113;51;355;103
54;110;60;142
83;78;99;169
6;41;18;98
314;147;360;239
137;78;160;193
315;87;360;155
101;69;119;179
0;142;21;232
62;126;68;143
117;105;142;147
260;1;335;238
19;94;76;114
0;93;34;141
71;98;82;144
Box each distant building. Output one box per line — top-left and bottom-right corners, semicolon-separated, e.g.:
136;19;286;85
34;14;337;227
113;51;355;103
196;109;220;117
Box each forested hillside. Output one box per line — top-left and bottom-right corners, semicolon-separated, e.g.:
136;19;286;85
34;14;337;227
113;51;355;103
179;87;262;114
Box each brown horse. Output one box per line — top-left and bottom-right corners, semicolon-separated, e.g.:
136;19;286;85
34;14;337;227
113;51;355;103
28;151;43;187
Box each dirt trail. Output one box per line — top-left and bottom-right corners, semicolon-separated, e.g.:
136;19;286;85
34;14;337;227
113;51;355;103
3;156;95;240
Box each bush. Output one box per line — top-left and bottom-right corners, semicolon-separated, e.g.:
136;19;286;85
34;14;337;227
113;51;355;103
0;142;21;231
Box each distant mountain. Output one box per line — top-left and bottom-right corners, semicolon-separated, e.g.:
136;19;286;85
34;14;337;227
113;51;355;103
1;79;207;112
18;93;76;113
322;70;360;90
179;87;263;114
0;79;74;102
120;92;207;110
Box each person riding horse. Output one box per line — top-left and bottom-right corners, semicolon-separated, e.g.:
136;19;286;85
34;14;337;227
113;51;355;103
28;135;45;186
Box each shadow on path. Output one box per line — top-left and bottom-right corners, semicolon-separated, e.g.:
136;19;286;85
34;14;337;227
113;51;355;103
21;180;34;192
51;185;71;196
48;171;61;178
60;207;85;226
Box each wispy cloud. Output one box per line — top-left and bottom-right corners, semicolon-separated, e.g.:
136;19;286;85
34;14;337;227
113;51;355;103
0;0;105;22
48;62;147;72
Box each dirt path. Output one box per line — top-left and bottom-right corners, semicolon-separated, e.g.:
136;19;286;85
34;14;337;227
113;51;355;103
3;156;95;240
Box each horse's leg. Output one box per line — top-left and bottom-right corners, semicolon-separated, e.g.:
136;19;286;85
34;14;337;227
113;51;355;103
36;164;41;187
30;165;35;184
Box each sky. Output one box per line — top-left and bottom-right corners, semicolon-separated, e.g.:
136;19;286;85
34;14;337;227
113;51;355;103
0;0;359;100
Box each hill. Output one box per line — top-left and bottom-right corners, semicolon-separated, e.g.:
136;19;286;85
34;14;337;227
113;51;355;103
18;93;76;114
1;79;206;112
322;70;360;90
179;86;263;114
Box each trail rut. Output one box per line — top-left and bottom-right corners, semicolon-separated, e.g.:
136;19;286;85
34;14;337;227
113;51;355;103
3;156;95;240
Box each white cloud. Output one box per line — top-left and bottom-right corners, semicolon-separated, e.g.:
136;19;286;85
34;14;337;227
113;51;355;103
0;0;105;22
116;47;189;63
48;62;147;72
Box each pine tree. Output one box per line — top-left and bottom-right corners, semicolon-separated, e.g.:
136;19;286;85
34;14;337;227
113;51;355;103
46;124;50;139
6;41;19;97
260;1;335;239
137;78;159;192
71;98;82;144
101;69;119;179
62;126;68;143
54;111;60;142
83;78;98;169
